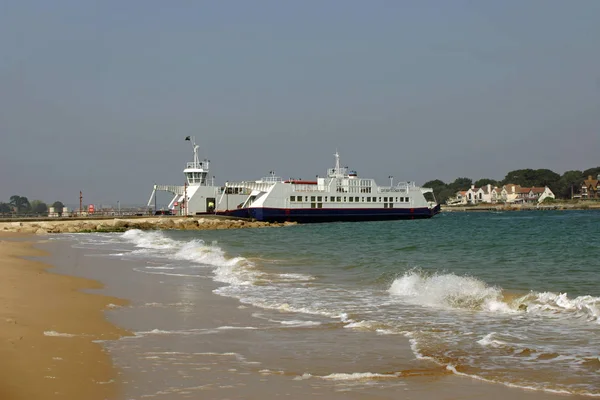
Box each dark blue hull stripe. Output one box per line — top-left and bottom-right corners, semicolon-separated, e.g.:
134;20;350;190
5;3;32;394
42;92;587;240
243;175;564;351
222;205;441;223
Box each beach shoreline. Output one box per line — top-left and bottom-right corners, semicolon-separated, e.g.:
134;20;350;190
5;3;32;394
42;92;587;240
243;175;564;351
0;216;294;235
2;229;592;399
442;202;600;212
0;232;130;400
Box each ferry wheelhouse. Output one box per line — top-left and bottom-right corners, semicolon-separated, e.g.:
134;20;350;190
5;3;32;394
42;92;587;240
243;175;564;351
220;152;440;223
147;137;249;215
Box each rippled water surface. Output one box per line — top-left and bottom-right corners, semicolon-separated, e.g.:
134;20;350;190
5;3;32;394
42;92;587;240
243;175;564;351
65;210;600;396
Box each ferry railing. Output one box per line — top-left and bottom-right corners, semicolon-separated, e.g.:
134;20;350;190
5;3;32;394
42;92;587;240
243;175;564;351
154;185;186;195
185;161;209;170
378;182;415;193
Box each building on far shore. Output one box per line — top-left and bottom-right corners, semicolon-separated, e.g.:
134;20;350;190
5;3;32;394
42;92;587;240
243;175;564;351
446;184;555;205
582;175;600;199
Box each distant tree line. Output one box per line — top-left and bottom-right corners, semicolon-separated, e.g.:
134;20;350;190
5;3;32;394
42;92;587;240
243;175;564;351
423;166;600;204
0;195;64;216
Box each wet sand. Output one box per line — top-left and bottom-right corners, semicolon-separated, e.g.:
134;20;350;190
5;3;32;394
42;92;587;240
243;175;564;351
34;236;587;400
0;232;130;400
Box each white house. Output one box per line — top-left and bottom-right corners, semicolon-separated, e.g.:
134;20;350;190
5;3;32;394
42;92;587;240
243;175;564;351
446;190;468;205
530;187;555;203
466;186;484;204
501;184;522;203
501;184;555;203
465;184;498;204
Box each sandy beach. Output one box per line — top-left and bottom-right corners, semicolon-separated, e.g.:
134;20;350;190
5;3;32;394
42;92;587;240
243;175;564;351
0;232;130;400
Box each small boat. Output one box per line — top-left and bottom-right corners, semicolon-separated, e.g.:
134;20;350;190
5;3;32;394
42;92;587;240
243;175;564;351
218;151;440;223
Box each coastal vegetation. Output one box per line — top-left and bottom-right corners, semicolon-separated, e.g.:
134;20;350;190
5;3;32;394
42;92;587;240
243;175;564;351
0;195;64;216
424;166;600;204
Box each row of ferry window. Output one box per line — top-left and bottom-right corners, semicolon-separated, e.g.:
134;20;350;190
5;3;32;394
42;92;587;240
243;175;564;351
290;196;410;203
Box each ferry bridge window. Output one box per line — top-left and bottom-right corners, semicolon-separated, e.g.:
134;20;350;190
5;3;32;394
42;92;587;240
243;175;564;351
317;196;322;202
317;203;322;208
311;203;316;208
367;197;371;202
290;196;295;202
355;197;359;202
311;196;316;201
337;196;341;202
349;197;354;202
390;203;394;208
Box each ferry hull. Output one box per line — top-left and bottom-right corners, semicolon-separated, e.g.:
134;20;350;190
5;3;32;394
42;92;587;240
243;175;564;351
248;205;440;223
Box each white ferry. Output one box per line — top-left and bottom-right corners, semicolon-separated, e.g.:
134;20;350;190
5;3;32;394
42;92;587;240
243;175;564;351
219;151;440;222
147;137;249;215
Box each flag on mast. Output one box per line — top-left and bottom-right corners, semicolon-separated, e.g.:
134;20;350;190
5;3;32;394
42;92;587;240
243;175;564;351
185;136;191;141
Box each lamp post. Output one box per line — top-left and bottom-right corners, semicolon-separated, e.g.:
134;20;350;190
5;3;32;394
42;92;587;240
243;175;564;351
117;201;120;216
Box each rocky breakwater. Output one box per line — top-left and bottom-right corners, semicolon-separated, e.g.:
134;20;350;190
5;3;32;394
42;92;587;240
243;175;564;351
0;217;295;235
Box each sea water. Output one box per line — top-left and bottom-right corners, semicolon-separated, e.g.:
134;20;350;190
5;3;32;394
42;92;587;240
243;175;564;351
60;210;600;397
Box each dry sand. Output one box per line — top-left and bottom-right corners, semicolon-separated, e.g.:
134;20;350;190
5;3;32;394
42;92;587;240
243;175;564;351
0;232;130;400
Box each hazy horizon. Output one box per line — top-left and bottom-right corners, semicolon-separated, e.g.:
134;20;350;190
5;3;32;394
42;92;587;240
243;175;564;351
2;1;599;205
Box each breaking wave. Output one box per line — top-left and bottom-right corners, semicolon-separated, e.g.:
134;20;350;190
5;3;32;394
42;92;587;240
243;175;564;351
120;229;264;286
389;270;600;323
388;270;509;312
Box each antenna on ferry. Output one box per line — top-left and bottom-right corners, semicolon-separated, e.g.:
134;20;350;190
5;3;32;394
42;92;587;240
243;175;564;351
185;135;200;167
334;150;340;175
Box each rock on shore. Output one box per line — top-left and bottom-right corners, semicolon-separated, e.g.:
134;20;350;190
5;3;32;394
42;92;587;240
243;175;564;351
0;217;295;234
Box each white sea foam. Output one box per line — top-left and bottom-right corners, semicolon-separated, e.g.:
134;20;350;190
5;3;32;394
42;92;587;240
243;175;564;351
121;230;265;287
320;372;399;381
44;331;76;337
279;320;322;327
477;332;508;348
388;270;508;312
515;292;600;323
344;320;373;330
121;229;178;250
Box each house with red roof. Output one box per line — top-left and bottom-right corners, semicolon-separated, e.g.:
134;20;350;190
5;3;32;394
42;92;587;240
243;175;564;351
582;175;600;199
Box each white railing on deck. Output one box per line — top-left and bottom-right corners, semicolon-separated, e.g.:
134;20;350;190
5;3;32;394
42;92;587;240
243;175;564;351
154;185;185;195
185;161;208;170
226;181;275;192
378;182;415;193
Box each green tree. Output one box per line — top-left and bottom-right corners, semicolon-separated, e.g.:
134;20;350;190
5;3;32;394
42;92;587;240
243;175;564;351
582;167;600;180
30;200;48;215
437;188;457;204
51;201;65;214
9;195;30;213
0;203;11;213
474;178;499;188
449;177;472;191
556;170;583;199
502;168;560;193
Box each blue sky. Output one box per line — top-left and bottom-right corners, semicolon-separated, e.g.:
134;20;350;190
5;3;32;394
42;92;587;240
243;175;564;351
1;1;599;205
